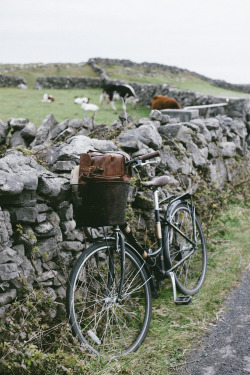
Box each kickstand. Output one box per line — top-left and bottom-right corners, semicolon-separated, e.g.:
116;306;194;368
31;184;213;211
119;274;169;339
169;272;192;305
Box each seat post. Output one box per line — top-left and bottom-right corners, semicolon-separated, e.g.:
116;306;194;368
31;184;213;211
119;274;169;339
153;188;162;242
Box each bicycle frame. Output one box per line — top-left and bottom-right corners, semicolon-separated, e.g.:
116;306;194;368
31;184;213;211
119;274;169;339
118;188;198;281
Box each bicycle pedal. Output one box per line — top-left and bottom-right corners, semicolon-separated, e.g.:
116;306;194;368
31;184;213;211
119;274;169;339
174;296;192;305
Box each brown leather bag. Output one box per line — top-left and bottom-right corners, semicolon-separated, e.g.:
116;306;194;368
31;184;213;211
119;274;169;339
79;152;131;183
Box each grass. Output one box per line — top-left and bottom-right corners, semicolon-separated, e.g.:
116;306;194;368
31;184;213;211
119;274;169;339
87;201;250;374
0;87;150;127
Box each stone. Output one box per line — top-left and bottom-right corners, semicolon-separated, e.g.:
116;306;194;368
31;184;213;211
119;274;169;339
190;119;212;142
33;221;54;234
57;201;73;221
0;120;10;144
54;127;76;142
20;122;37;141
158;123;183;139
0;209;12;247
134;192;154;210
137;123;162;150
49;118;70;140
45;287;57;301
0;263;18;281
0;171;24;196
14;207;38;223
65;229;84;242
0;248;22;265
0;289;17;306
8;118;29;130
12;244;25;257
204;118;220;130
219;142;236;158
36;270;58;283
56;286;66;299
54;160;76;172
206;159;227;187
0;190;37;207
69;119;82;129
161;109;199;121
17;256;35;283
60;220;76;233
36;237;58;260
10;131;28;148
186;142;208;168
37;203;51;213
37;176;69;200
58;251;73;266
36;213;47;223
208;143;220;158
31;113;58;147
118;129;141;151
150;109;163;122
60;241;84;252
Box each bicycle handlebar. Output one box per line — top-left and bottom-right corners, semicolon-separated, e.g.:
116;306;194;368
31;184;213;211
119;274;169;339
137;150;161;161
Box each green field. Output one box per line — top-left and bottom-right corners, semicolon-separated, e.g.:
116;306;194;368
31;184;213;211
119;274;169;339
0;87;150;127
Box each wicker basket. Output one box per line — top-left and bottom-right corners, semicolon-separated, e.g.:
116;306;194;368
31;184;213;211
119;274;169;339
72;181;130;227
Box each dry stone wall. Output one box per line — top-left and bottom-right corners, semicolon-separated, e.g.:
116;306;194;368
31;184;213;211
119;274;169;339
0;74;27;88
0;108;249;316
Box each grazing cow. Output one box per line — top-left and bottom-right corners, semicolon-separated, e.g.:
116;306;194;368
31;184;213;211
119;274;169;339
151;95;181;110
41;93;55;103
74;97;89;105
100;84;137;111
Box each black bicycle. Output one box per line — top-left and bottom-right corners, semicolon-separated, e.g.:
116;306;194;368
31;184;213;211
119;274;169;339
66;151;207;358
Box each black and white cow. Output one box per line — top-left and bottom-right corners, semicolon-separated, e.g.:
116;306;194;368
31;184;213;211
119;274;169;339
100;84;138;111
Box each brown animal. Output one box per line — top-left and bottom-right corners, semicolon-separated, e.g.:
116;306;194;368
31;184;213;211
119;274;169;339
151;95;181;110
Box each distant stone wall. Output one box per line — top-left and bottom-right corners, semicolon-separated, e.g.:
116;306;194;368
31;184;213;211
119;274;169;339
34;76;102;90
0;74;27;88
0;109;249;315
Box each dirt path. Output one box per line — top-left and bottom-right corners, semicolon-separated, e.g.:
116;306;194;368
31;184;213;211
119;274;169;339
178;268;250;375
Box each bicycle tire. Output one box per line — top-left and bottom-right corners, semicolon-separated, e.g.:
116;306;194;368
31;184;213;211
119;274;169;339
66;240;152;358
164;202;207;295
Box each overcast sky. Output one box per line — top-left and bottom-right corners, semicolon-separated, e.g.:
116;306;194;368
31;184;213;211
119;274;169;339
1;0;250;84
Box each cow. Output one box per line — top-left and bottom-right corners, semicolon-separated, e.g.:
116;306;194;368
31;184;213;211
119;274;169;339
100;83;137;111
151;95;181;110
74;97;89;105
41;93;55;103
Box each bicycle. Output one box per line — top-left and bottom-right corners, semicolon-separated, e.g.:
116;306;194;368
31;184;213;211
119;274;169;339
66;151;207;358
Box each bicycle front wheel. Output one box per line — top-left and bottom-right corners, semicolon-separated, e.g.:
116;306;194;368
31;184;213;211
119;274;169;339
164;202;207;295
66;240;152;358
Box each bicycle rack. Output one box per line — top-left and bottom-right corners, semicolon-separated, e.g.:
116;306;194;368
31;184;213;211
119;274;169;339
169;272;192;305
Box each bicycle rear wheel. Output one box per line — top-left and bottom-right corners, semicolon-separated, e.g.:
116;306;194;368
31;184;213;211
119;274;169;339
66;240;152;358
164;202;207;295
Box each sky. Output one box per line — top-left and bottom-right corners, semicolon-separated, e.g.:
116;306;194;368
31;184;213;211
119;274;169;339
1;0;250;84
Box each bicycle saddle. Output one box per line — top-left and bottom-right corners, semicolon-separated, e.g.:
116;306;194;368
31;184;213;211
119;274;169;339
142;175;171;187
